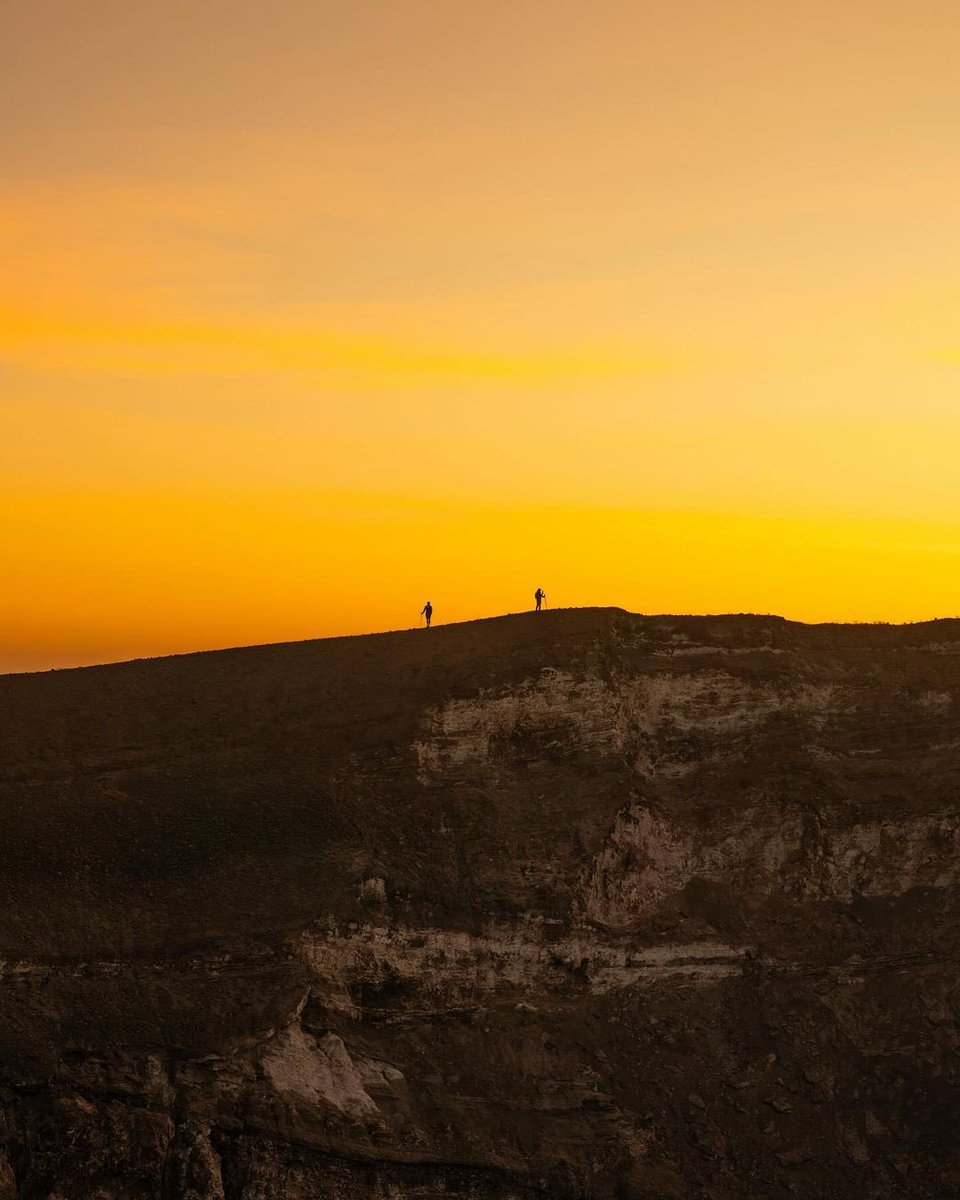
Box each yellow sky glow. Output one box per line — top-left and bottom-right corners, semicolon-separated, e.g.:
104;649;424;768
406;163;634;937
4;1;960;671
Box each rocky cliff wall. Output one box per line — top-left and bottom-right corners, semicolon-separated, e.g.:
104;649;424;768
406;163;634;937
1;609;958;1199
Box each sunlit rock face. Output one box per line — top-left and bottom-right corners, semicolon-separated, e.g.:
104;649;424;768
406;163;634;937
1;608;959;1199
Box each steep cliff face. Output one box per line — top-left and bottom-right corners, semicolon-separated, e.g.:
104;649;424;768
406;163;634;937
1;608;959;1199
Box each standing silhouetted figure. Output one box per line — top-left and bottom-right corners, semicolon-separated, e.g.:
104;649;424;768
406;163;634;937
421;601;433;628
534;588;545;612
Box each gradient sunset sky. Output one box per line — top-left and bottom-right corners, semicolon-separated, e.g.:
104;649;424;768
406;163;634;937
4;1;960;671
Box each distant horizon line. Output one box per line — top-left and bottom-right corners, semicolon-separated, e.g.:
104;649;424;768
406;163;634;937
5;605;960;679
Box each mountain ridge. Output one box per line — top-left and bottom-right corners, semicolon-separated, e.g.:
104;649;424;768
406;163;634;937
8;604;960;680
1;608;959;1198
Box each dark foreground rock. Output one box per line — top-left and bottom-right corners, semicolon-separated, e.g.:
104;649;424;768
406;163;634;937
1;608;959;1199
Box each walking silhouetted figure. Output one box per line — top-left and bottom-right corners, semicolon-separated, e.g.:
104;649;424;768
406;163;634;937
534;588;545;612
421;601;433;628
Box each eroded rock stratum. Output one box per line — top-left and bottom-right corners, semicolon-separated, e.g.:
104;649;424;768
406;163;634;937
1;608;959;1198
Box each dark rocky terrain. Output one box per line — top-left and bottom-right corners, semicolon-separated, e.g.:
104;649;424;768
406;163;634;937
1;607;959;1199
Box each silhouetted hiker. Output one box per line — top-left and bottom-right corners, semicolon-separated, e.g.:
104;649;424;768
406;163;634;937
421;601;433;628
534;588;545;612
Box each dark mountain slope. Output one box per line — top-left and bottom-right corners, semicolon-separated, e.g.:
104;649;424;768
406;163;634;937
1;608;959;1198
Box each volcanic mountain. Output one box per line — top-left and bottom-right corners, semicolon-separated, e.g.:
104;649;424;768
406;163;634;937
1;608;959;1199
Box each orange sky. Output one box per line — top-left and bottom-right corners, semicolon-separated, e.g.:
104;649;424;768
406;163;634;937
4;1;960;672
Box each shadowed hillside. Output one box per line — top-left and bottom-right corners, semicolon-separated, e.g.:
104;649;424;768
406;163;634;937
1;608;959;1199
